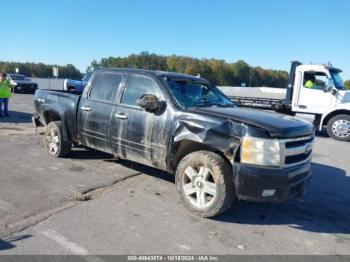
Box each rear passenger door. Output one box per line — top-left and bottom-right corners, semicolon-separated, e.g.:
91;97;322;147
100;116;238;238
110;73;171;170
78;72;124;153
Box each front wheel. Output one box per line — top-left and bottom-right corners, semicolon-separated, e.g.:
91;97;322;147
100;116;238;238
175;151;235;218
327;114;350;142
45;121;72;157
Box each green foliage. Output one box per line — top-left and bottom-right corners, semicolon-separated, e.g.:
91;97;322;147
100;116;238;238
344;80;350;90
91;52;289;87
0;52;290;86
0;61;82;79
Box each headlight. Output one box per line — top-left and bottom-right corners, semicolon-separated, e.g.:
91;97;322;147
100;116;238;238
241;136;281;167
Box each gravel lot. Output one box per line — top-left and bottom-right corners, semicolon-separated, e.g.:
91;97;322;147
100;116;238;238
0;93;349;255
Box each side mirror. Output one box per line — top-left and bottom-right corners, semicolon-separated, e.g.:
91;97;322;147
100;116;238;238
136;94;165;113
324;79;334;92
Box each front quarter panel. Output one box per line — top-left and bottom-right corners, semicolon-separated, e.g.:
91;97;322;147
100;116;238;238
172;112;268;164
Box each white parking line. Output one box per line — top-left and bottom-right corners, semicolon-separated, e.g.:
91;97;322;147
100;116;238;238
40;229;88;255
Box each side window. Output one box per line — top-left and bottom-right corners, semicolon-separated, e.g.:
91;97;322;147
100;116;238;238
121;74;163;106
89;72;122;102
303;72;328;90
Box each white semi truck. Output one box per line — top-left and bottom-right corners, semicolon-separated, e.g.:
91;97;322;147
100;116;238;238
218;61;350;141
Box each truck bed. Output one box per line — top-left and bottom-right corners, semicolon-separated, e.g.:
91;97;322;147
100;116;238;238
34;89;82;142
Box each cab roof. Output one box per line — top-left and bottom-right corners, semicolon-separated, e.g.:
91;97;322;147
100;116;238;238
95;67;209;82
296;63;342;73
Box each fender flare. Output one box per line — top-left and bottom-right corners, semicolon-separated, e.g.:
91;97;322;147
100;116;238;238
42;106;72;141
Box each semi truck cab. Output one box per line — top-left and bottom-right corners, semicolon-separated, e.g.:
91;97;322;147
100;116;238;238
220;61;350;141
286;62;350;141
291;64;341;113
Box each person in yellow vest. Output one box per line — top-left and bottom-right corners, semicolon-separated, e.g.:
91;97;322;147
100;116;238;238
0;72;12;117
304;75;316;88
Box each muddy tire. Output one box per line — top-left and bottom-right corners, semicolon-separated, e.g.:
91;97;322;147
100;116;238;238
45;121;72;157
175;151;235;218
327;114;350;142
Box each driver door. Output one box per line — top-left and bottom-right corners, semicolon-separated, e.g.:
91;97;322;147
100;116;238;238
297;72;334;114
110;73;171;170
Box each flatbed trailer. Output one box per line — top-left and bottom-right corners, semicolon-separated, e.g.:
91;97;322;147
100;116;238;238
227;96;285;111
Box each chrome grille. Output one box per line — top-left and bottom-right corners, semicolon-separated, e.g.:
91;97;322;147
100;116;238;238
280;135;314;167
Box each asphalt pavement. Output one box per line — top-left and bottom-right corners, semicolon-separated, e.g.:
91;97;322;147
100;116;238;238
0;93;349;255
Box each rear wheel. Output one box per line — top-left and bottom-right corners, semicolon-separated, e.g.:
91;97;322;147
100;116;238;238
327;114;350;141
45;121;72;157
175;151;235;217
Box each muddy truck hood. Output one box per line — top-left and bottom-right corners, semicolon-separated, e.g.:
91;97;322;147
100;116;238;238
188;107;314;138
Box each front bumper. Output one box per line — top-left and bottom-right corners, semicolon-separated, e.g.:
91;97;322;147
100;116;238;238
234;161;311;203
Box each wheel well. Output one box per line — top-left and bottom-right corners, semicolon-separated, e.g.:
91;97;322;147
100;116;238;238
322;110;350;126
44;111;61;124
173;140;236;171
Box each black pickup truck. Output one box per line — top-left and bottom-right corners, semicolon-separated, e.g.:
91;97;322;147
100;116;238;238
33;68;314;217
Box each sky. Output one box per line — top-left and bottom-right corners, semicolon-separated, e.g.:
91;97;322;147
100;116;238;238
1;0;349;79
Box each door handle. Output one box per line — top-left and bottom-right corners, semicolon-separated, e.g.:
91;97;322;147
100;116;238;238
115;113;128;119
81;105;92;111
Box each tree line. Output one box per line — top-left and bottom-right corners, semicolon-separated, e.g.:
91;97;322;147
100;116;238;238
1;54;349;89
91;52;289;87
0;61;82;79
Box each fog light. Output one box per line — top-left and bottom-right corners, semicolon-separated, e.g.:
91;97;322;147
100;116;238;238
262;189;276;197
